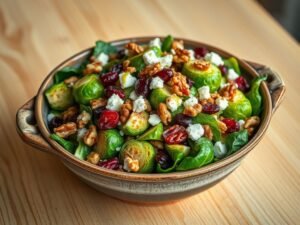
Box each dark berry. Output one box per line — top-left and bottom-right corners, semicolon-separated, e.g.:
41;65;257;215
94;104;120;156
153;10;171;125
98;110;119;130
156;68;173;82
222;118;240;133
100;71;119;86
202;103;220;114
105;86;125;99
219;65;228;76
98;157;120;170
173;114;192;127
135;77;151;97
116;49;126;59
156;150;173;170
194;47;208;59
110;63;123;74
48;117;63;131
235;76;250;92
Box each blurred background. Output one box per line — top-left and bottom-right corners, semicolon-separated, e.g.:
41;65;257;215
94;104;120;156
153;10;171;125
258;0;300;41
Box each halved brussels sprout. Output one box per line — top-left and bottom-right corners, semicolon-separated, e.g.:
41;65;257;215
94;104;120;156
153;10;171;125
74;141;91;160
122;112;149;136
94;129;124;159
222;90;252;120
149;87;171;109
119;140;156;173
73;74;104;105
137;123;163;141
45;82;74;110
182;60;222;92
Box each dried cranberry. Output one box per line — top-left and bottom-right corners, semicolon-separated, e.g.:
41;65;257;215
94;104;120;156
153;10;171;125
135;77;151;97
105;86;125;99
163;125;188;144
235;76;250;92
98;110;119;130
93;106;105;122
156;150;173;169
186;78;194;87
194;47;208;59
116;49;126;59
100;71;119;86
98;157;120;170
156;69;173;82
219;65;228;76
202;103;220;114
222;118;240;133
48;117;63;131
110;63;123;74
173;114;192;127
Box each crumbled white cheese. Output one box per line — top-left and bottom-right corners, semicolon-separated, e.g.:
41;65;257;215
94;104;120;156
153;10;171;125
97;53;109;66
119;130;124;136
150;76;164;90
216;97;229;110
188;49;195;60
186;124;204;141
149;38;161;48
238;120;245;129
214;141;227;158
198;86;211;100
119;72;137;89
204;52;224;66
170;49;176;55
106;94;124;111
148;114;161;126
47;113;56;122
166;94;182;112
133;96;147;113
227;68;239;81
160;55;173;68
143;50;160;65
184;96;198;108
77;128;88;141
129;91;138;100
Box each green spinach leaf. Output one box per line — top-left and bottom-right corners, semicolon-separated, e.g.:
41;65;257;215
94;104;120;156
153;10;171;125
93;40;117;57
192;113;221;141
54;66;81;84
225;130;248;155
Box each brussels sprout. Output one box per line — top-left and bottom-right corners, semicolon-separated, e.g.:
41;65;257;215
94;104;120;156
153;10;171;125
50;134;77;153
224;57;240;74
73;74;104;105
119;140;156;173
161;35;174;52
182;60;222;92
74;141;91;160
137;123;163;141
45;82;74;111
94;129;124;159
122;112;149;136
222;90;252;120
149;87;171;109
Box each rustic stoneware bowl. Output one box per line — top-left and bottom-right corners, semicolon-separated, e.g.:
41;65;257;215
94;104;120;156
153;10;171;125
16;37;285;203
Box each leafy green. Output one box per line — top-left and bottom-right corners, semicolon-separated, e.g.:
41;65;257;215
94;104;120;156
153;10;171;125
192;113;221;141
50;134;77;153
225;130;248;155
246;75;267;116
54;66;81;84
74;141;91;160
224;57;241;74
161;35;173;52
93;40;117;57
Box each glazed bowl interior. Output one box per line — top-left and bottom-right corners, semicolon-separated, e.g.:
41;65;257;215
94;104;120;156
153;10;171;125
35;37;272;181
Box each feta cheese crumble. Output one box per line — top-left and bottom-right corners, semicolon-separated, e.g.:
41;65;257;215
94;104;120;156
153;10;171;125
184;96;198;108
198;86;211;100
215;97;229;110
148;114;161;126
204;52;224;66
238;119;245;129
149;38;161;48
214;141;227;158
133;96;147;113
97;53;109;66
186;124;204;141
119;72;137;89
227;68;239;81
188;49;195;60
106;94;124;111
166;94;182;112
129;91;138;100
143;50;160;65
160;54;173;68
77;128;88;141
150;76;164;89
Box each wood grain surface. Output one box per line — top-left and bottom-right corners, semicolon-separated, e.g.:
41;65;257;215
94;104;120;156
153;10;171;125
1;0;299;224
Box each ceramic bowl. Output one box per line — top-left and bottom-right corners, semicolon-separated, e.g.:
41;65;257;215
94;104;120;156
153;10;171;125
16;37;285;203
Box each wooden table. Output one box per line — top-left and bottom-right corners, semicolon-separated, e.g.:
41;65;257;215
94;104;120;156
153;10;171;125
1;0;299;224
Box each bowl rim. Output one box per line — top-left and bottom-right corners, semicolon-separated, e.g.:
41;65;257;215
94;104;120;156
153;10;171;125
35;36;272;181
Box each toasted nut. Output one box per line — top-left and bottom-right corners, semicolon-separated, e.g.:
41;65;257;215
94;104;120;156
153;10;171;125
120;100;133;124
62;106;79;122
193;60;210;71
244;116;260;136
122;59;136;73
149;141;164;149
217;120;227;134
167;72;190;96
139;63;161;77
125;42;144;55
54;122;77;138
77;111;91;129
219;82;237;101
203;125;213;140
83;61;102;75
83;125;97;147
87;152;100;164
144;99;152;112
64;76;79;87
183;103;202;117
90;98;107;109
171;40;184;50
157;103;172;125
123;156;139;172
173;48;190;64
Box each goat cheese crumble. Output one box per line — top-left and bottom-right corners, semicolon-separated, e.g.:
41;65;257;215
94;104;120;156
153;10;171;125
106;94;124;111
198;86;211;100
186;124;204;141
204;52;224;66
133;96;147;113
150;76;164;89
119;72;137;89
148;114;161;126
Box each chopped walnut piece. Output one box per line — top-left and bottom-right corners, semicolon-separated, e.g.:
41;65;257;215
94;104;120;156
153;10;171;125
200;97;215;105
217;120;227;134
183;103;202;117
77;111;91;129
124;156;139;172
139;63;161;77
64;76;79;87
244;116;260;136
120;100;133;124
219;82;237;101
83;125;97;147
122;59;136;73
62;106;79;122
54;122;77;138
173;48;190;64
203;125;213;140
125;42;144;55
167;72;190;96
157;103;172;125
193;60;210;71
90;98;107;109
87;152;100;165
149;141;164;149
83;61;102;75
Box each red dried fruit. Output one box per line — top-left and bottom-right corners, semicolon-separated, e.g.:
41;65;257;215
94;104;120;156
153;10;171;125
98;157;120;170
135;77;151;97
156;150;173;169
202;103;220;114
100;71;119;86
110;63;123;73
163;125;188;144
105;86;125;99
222;118;240;133
218;65;228;76
173;114;192;127
235;76;250;92
98;110;119;130
194;47;208;59
156;69;173;82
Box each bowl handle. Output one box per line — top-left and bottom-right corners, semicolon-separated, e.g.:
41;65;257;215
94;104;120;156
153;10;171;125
16;97;55;154
247;61;286;114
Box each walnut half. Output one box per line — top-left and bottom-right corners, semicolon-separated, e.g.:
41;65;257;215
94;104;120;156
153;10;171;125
54;122;77;138
157;103;172;125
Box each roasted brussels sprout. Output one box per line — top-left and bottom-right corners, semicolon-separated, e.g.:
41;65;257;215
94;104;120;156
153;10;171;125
94;129;124;159
119;140;156;173
74;141;91;160
122;112;149;136
137;123;163;141
149;87;171;109
45;82;74;111
73;74;104;105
